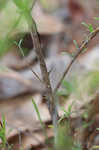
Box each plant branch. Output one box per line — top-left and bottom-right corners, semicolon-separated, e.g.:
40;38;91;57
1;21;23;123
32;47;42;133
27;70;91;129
17;41;43;83
30;18;58;126
54;27;99;93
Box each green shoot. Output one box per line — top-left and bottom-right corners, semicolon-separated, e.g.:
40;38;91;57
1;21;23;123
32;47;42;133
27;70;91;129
32;99;47;139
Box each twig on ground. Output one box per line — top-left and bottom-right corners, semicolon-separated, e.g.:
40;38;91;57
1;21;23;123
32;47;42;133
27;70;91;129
30;18;58;127
54;27;99;93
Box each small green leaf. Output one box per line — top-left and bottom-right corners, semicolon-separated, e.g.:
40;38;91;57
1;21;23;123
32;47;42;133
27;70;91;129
81;22;89;28
88;24;94;32
73;40;79;50
81;22;94;32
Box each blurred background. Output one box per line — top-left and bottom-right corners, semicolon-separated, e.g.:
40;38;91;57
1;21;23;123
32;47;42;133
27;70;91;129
0;0;99;150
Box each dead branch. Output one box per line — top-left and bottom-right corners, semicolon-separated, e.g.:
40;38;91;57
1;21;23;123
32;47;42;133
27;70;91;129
54;27;99;93
30;19;58;126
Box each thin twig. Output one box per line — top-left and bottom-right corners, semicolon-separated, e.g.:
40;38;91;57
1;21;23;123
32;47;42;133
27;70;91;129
18;40;43;83
30;18;58;127
31;0;36;10
31;69;43;83
54;27;99;93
